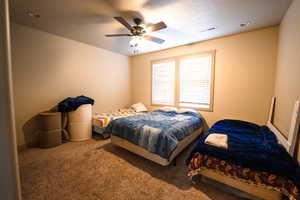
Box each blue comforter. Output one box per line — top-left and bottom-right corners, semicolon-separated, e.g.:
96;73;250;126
187;119;300;189
106;110;203;159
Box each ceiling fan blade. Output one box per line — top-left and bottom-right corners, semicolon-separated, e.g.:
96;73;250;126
114;17;133;31
105;34;132;37
143;35;165;44
147;21;167;32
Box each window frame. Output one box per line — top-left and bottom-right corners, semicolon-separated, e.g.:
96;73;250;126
150;50;215;112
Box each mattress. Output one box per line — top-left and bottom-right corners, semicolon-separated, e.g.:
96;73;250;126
112;127;203;166
106;110;203;159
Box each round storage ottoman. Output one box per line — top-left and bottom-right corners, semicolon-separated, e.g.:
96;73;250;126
38;111;62;148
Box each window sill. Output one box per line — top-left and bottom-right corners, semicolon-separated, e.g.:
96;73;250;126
178;105;213;112
150;103;213;112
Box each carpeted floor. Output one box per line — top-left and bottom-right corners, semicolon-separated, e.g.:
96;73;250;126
18;136;246;200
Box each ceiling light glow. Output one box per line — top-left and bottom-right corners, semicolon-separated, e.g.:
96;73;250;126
130;36;145;54
130;36;142;47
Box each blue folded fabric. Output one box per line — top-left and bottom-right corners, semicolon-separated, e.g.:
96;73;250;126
187;119;300;189
58;95;94;112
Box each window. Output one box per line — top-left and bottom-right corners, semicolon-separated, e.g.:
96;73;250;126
151;51;215;111
179;55;212;109
152;61;175;105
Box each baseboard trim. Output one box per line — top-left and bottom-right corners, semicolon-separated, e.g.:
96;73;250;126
17;144;27;152
17;142;38;152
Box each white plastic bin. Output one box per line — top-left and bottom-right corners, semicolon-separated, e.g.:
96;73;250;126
68;104;92;123
68;121;92;141
67;104;92;141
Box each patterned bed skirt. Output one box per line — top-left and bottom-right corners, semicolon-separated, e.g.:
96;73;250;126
188;153;299;200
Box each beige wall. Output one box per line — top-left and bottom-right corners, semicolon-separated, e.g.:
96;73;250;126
130;27;278;127
11;23;131;147
273;0;300;160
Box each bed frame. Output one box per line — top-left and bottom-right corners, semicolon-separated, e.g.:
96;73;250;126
267;97;300;156
111;127;203;166
196;97;300;200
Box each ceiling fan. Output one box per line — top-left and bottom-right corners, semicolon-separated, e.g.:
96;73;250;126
105;17;167;45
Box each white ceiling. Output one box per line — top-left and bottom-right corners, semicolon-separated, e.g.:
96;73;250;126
10;0;292;56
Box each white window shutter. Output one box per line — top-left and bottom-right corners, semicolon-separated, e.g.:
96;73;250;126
179;56;212;107
152;61;175;105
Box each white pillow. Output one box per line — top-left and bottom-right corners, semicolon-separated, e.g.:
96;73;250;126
131;103;148;112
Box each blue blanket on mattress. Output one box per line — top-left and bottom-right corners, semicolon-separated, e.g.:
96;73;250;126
106;110;203;159
187;119;300;189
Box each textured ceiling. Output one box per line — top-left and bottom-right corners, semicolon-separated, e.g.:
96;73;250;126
10;0;292;56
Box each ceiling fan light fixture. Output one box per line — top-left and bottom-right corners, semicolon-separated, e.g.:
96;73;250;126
106;17;167;54
130;36;144;54
130;36;143;47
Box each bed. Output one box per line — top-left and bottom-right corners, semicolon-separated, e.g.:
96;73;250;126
187;97;300;200
106;109;204;166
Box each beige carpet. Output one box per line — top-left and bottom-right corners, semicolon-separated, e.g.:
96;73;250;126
18;136;245;200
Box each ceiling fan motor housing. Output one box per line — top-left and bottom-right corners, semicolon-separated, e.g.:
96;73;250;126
133;18;142;25
131;26;146;35
131;18;145;35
